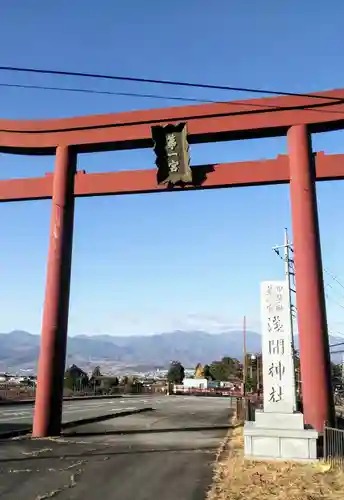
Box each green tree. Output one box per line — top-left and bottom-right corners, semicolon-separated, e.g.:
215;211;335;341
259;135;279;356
209;356;242;381
100;376;120;393
129;376;143;393
293;349;342;389
91;366;102;379
292;350;342;410
89;366;102;389
209;361;228;381
293;348;300;370
245;354;263;393
167;361;185;384
203;364;215;381
331;362;342;387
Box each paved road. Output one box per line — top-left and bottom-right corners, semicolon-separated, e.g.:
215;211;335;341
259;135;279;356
0;395;153;434
0;396;234;500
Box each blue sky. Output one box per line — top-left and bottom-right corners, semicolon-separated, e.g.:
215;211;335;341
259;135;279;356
1;1;344;337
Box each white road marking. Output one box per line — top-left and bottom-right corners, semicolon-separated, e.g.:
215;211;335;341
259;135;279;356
0;414;32;421
0;406;137;423
112;407;135;411
0;411;29;417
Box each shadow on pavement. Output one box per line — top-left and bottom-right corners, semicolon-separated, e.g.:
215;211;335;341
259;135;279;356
64;424;231;437
0;422;31;432
0;408;155;439
0;422;31;438
0;445;218;464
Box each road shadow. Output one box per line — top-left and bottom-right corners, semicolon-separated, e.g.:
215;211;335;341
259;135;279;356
64;424;231;437
0;422;31;432
0;408;155;440
0;422;31;439
0;444;219;464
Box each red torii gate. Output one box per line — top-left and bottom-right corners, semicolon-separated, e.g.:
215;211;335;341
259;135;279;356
1;88;343;437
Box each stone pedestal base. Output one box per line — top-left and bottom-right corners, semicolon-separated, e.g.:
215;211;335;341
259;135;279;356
244;411;318;461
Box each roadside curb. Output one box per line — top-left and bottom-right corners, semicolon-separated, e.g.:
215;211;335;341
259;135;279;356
0;406;154;440
215;419;243;463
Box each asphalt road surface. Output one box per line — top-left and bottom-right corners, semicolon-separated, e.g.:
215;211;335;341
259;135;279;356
0;395;234;500
0;395;153;435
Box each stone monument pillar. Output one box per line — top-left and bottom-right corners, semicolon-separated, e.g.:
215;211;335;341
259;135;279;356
244;280;319;461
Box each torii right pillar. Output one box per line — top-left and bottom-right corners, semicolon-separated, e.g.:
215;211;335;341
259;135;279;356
288;124;335;432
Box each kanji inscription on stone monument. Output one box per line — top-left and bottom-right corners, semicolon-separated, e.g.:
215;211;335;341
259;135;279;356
261;281;296;413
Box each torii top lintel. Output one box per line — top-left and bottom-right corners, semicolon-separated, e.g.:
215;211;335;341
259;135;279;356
1;88;344;154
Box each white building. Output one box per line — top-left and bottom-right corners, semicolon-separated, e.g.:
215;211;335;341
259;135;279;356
183;378;209;390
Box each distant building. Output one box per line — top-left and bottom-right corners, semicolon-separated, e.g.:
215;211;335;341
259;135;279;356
183;378;209;390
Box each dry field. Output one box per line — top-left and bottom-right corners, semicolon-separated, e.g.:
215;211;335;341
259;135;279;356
208;424;344;500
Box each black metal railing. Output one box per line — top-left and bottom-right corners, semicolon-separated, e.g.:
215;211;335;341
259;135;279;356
324;425;344;468
235;396;263;423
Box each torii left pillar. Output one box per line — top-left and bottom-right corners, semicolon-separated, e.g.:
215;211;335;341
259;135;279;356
33;146;76;437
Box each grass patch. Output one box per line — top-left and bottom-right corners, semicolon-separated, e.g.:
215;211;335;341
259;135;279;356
208;425;344;500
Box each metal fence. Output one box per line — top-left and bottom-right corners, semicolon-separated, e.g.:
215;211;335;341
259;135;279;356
235;396;263;423
323;425;344;468
173;387;243;397
0;383;163;403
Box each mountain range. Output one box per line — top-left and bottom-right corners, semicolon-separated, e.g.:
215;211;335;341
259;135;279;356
0;329;342;374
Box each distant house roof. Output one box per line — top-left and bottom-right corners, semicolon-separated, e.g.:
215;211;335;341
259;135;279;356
65;365;87;377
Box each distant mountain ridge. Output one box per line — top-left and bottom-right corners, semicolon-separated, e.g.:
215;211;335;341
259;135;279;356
0;329;261;373
0;329;342;373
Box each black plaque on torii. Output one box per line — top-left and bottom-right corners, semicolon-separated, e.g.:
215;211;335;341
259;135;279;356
152;122;192;185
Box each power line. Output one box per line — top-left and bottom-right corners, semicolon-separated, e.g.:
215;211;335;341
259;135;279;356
323;268;344;312
272;237;344;343
325;278;344;299
3;81;344;120
330;341;344;348
0;64;343;102
2;78;344;130
325;287;344;308
1;80;306;114
0;82;219;105
1;81;343;114
274;243;344;304
324;268;344;292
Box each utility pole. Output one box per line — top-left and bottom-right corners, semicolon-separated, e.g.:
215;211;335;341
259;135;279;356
243;315;247;397
272;228;297;411
283;228;296;360
256;354;260;394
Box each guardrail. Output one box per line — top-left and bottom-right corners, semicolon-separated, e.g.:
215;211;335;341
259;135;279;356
1;384;263;403
234;396;263;423
172;387;259;397
0;384;165;404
